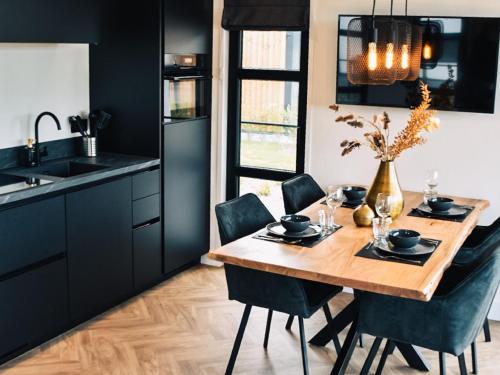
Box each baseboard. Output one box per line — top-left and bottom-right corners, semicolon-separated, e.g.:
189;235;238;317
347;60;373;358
200;254;223;267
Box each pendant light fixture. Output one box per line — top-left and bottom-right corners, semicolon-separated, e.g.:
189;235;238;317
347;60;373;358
346;0;423;85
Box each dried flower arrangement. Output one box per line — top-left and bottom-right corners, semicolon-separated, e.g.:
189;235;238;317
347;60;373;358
330;81;440;161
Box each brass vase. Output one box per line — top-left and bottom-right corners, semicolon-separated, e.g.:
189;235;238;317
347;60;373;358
366;161;404;219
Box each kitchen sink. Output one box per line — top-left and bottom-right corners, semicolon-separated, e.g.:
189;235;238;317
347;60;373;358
27;161;110;178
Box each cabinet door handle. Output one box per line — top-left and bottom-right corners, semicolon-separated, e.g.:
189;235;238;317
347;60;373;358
133;218;160;230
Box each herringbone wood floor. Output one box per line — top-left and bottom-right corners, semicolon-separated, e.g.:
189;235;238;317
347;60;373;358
0;265;498;375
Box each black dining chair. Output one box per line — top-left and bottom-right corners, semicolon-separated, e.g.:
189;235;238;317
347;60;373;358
215;193;343;375
282;174;325;215
352;248;500;375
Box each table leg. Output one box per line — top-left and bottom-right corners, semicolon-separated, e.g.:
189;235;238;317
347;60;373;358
309;300;357;346
395;342;431;372
330;318;360;375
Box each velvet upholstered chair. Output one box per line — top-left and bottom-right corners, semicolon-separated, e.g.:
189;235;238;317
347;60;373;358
281;174;325;215
352;248;500;375
215;193;343;375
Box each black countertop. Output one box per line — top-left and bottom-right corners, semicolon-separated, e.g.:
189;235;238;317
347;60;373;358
0;153;160;207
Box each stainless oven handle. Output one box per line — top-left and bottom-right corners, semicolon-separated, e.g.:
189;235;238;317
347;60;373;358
164;75;210;81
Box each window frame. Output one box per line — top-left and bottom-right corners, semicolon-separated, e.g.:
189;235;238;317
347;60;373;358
226;30;310;199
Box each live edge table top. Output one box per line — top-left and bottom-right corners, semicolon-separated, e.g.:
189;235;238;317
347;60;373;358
209;191;490;301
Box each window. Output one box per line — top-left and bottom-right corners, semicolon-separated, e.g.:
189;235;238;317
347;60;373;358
226;30;309;215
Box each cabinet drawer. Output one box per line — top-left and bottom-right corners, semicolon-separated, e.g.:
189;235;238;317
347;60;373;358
134;221;162;289
133;194;160;227
0;196;65;277
132;169;160;200
0;258;68;360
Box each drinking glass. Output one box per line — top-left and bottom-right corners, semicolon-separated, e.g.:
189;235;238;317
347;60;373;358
326;186;345;226
372;217;392;246
318;209;334;232
375;193;392;219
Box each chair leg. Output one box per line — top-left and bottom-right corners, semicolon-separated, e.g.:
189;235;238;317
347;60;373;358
458;353;468;375
439;352;446;375
471;341;478;374
263;309;273;349
375;340;395;375
360;337;382;375
286;315;294;330
298;317;309;375
483;319;492;342
323;304;342;355
225;304;252;375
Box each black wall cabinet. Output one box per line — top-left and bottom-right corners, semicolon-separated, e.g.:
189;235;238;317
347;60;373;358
67;177;133;323
163;118;211;273
90;0;162;158
0;0;99;43
164;0;213;54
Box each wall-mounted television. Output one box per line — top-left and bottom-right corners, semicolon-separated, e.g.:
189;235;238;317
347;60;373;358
336;16;500;114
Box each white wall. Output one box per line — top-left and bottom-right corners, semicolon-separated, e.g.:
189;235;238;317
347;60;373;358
307;0;500;226
210;0;500;318
0;44;89;149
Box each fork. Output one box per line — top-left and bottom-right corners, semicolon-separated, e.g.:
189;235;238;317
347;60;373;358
372;249;422;265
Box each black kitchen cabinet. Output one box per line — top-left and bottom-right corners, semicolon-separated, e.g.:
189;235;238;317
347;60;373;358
0;0;99;43
134;222;162;290
164;0;213;54
0;258;68;361
0;196;65;277
67;177;133;323
163;118;210;273
90;0;162;158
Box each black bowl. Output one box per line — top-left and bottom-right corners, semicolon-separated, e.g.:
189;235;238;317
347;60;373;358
388;229;421;249
280;215;311;233
428;197;454;212
342;186;367;201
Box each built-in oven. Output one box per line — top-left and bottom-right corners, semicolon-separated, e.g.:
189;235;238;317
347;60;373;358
163;54;210;123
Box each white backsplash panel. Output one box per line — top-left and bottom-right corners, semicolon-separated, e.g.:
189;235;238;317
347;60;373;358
0;43;89;149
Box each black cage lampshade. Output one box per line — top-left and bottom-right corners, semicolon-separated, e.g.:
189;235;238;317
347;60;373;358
347;16;422;85
404;22;423;81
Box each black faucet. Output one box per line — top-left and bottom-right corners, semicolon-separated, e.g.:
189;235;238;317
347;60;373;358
34;112;61;167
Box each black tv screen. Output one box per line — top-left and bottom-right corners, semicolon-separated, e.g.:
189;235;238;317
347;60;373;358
336;16;500;113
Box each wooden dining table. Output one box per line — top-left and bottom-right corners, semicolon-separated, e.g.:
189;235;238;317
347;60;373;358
209;191;490;374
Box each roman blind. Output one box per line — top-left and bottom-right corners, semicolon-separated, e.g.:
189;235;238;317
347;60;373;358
222;0;310;31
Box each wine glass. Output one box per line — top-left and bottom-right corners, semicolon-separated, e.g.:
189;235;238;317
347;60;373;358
425;169;439;190
424;169;439;204
375;193;393;219
326;186;345;227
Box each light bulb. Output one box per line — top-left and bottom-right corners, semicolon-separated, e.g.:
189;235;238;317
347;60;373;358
385;43;394;69
368;42;377;71
401;44;409;69
423;44;432;60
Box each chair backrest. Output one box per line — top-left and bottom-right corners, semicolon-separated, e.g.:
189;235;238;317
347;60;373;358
440;248;500;354
215;193;275;245
452;216;500;267
215;193;316;317
281;174;325;214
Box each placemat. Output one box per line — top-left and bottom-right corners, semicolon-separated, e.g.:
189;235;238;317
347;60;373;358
355;238;441;266
253;224;342;248
408;203;474;223
321;200;362;209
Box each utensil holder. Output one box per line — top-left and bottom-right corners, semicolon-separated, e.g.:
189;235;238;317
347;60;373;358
83;137;97;157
